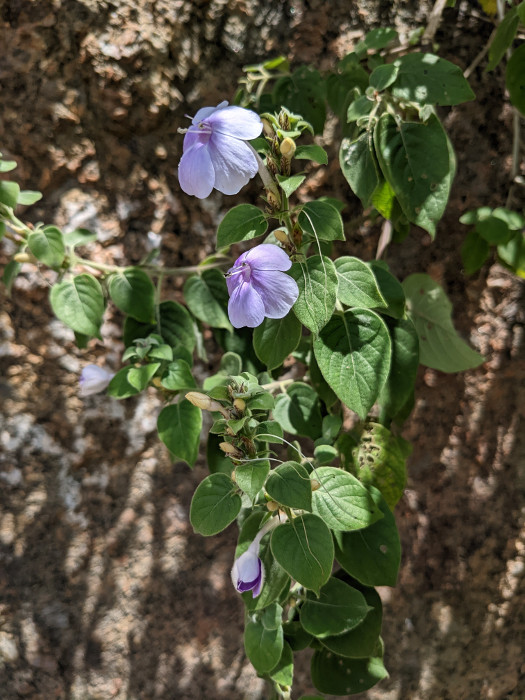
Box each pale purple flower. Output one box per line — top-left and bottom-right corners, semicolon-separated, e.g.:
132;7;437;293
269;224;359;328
178;101;263;199
226;244;299;329
231;547;265;597
79;365;114;397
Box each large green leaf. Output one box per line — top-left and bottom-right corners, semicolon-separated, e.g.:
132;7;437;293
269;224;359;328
157;399;202;468
402;273;484;372
321;586;383;658
27;226;65;267
271;514;334;595
313;309;392;419
253;311;302;370
273;382;323;439
311;648;388;695
50;274;104;337
217;203;268;247
158;300;196;352
340;133;380;207
311;466;383;532
335;256;386;309
379;317;419;419
300;577;370;638
289;256;338;334
335;484;401;588
235;460;270;501
374;112;455;237
391;53;475;105
189;472;241;535
298;200;345;242
265;461;312;510
183;269;231;330
108;268;155;323
244;619;284;674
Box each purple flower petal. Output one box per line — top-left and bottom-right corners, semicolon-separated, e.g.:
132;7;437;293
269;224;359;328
178;142;215;199
79;365;114;397
231;549;264;598
192;102;227;124
251;269;299;319
244;243;293;272
228;279;265;328
207;105;263;140
208;134;258;195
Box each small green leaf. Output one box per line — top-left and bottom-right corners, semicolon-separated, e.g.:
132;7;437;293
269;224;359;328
265;461;312;510
321;586;383;658
271;514;334;595
127;362;160;391
235;460;270;501
403;273;484;372
311;648;388;695
158;400;202;468
0;181;20;208
217;204;268;247
461;231;490;275
340;133;380;207
311;466;383;532
107;367;141;399
269;641;293;687
506;43;525;115
369;62;399;90
50;274;104;337
27;226;65;267
158;300;196;352
294;144;328;165
355;27;398;57
272;66;326;134
498;230;525;277
109;268;155;323
277;174;306;197
0;160;17;172
63;228;97;247
161;359;196;391
486;8;519;71
379;317;419;419
298;200;345;241
347;95;375;122
335;256;386;308
476;215;513;244
300;577;370;638
190;472;241;535
273;383;323;439
183;269;231;330
17;190;42;206
313;309;392;419
253;311;302;370
289;256;338;334
334;485;401;586
2;260;21;294
391;52;475;105
368;262;406;318
261;602;283;631
244;619;284;674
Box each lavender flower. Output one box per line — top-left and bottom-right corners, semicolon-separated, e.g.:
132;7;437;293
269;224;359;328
226;244;299;329
79;365;114;397
178;101;263;199
231;547;265;597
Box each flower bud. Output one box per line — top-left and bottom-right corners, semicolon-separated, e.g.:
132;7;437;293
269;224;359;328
266;188;281;211
219;442;243;458
261;118;274;138
151;377;163;388
185;391;226;413
279;137;296;158
266;500;279;512
13;252;33;263
233;398;246;412
231;548;264;598
311;479;321;492
79;365;115;397
273;228;289;244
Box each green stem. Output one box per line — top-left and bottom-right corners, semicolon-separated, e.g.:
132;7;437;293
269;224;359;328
73;256;229;277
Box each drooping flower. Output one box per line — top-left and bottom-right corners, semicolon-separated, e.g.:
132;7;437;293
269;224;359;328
231;516;281;598
225;244;299;329
178;101;263;199
79;365;114;397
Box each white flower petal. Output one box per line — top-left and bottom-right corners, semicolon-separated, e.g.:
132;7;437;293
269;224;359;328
208;134;259;195
178;143;215;199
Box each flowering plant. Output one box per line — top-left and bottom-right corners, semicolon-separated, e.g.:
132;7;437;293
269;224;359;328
4;23;516;696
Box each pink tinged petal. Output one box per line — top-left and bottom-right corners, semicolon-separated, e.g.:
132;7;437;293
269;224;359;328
244;243;292;272
251;270;299;319
208;134;259;195
228;279;265;328
207;105;263;140
178;143;215;199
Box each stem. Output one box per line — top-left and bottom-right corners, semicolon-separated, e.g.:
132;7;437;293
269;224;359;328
261;378;294;393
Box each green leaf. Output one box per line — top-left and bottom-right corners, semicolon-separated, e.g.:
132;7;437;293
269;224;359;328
475;215;513;244
340;133;380;207
391;52;475;105
127;362;160;391
0;159;17;172
300;577;370;638
335;256;386;309
369;62;399;90
311;466;383;532
17;190;42;206
190;472;241;535
334;485;401;586
2;261;21;294
313;309;392;419
269;641;293;687
158;400;202;468
403;273;484;372
253;311;302;370
294;144;328;165
265;461;312;510
0;181;20;208
486;8;519;71
159;300;196;352
506;43;525;115
261;602;283;631
379;317;419;419
355;27;398;57
273;383;323;439
272;66;326;134
206;433;234;475
283;621;313;652
289;256;338;335
244;619;284;674
49;274;104;337
355;422;408;510
368;262;406;318
183;269;231;330
321;586;383;658
461;231;490;274
298;200;345;241
160;359;196;391
498;231;525;277
0;221;5;241
216;204;268;247
235;460;270;501
109;268;155;323
27;226;65;267
346;95;375;122
63;228;98;247
374;113;455;237
270;514;334;595
107;367;141;399
277;174;306;197
311;648;388;695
